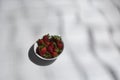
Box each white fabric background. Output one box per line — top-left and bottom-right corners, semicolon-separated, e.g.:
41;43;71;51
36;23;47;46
0;0;120;80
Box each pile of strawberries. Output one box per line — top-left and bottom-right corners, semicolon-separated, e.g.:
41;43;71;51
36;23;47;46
36;34;64;59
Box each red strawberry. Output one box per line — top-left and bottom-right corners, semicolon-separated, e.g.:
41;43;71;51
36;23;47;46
47;45;54;53
40;47;47;56
43;34;51;45
57;40;63;49
58;43;63;49
43;34;49;42
51;52;58;57
45;41;50;45
49;42;54;48
37;39;44;45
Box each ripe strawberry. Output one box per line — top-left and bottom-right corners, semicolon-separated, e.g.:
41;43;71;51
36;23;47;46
37;39;44;45
43;34;51;45
57;40;63;49
57;43;63;49
47;45;54;53
49;42;54;48
51;52;58;57
45;41;50;45
40;47;47;56
43;34;49;42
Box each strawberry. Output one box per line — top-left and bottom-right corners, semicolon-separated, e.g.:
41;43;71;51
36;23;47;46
43;34;51;45
57;40;63;49
57;43;63;49
40;47;47;56
49;42;54;48
45;41;50;45
51;52;58;57
43;34;49;42
47;45;54;53
37;39;44;45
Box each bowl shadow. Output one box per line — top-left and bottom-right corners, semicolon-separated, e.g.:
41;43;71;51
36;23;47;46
28;45;56;66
